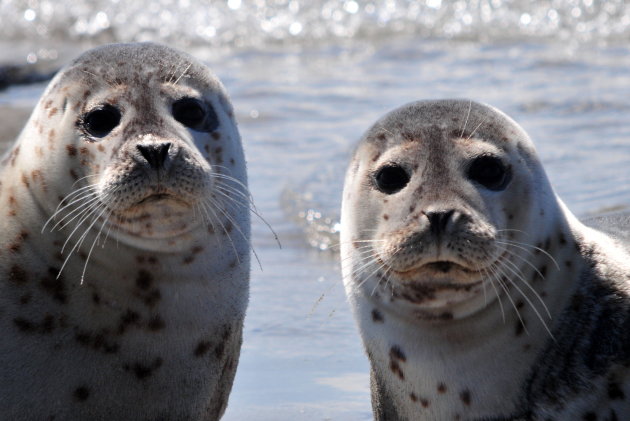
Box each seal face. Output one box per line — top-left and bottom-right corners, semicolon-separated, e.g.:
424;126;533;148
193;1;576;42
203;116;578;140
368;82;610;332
0;43;250;420
340;99;630;420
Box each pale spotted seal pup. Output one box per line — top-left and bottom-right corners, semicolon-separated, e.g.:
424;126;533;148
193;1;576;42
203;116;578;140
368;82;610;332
340;99;630;420
0;43;250;420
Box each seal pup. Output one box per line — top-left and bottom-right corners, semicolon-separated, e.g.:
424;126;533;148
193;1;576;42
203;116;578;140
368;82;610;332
0;43;250;420
340;99;630;420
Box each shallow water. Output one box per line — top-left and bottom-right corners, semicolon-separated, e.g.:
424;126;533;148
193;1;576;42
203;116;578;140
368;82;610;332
1;1;630;420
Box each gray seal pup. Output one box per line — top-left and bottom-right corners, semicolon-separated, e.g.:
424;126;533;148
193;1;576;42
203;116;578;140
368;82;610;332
0;43;250;420
340;99;630;420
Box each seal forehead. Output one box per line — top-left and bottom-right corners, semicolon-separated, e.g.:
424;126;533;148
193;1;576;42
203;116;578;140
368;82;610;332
362;99;529;150
51;43;219;95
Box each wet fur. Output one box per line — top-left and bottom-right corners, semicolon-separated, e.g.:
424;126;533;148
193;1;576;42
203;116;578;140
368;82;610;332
340;100;630;420
0;43;250;420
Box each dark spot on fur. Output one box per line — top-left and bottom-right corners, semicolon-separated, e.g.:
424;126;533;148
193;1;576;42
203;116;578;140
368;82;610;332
558;232;567;245
13;317;34;332
383;214;389;220
371;309;384;323
390;345;406;362
40;268;66;303
608;381;625;400
215;341;226;359
75;329;119;354
125;357;163;380
460;389;471;406
73;386;90;402
19;293;32;305
389;360;405;380
147;315;165;331
194;341;211;357
8;265;28;284
69;169;78;180
420;398;429;408
437;383;447;393
211;132;221;140
136;270;153;290
582;412;597;421
66;145;77;156
92;293;100;305
410;392;417;402
515;319;526;336
118;309;141;334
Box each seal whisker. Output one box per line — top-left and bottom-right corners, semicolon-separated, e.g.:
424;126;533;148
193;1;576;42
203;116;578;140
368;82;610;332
59;193;111;254
48;190;102;232
460;99;472;137
57;193;115;279
496;239;560;271
484;262;507;323
201;197;243;265
206;194;262;270
466;115;489;140
80;200;117;284
69;189;120;253
43;185;100;231
498;246;553;317
173;62;192;86
213;186;281;249
491;264;529;334
496;259;554;338
496;259;555;339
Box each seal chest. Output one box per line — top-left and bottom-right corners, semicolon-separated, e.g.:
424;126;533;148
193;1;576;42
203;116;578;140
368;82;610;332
340;99;630;420
0;43;250;421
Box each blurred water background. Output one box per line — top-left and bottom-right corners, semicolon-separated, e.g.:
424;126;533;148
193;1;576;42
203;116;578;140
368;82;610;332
1;1;630;419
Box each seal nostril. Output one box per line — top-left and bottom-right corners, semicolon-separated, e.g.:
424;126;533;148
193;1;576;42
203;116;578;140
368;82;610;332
424;210;455;235
137;143;172;169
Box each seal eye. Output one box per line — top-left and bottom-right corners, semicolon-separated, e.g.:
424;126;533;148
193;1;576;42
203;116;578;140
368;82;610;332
374;164;410;194
82;105;121;138
468;155;511;191
172;97;219;132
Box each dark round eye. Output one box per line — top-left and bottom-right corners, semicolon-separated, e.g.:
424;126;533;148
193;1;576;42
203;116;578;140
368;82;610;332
374;164;410;194
467;155;511;191
172;97;208;129
82;105;121;138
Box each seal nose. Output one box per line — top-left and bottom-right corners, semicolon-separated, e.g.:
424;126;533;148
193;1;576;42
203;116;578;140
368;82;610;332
424;209;455;235
137;142;171;170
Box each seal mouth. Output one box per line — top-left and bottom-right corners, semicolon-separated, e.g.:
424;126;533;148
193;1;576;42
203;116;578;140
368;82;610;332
137;193;173;205
394;260;478;277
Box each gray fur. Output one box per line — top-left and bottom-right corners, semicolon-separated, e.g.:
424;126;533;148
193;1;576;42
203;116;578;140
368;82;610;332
340;99;630;420
0;43;250;420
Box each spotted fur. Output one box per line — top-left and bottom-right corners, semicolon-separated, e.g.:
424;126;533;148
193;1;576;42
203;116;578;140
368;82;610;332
340;100;630;420
0;43;250;420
